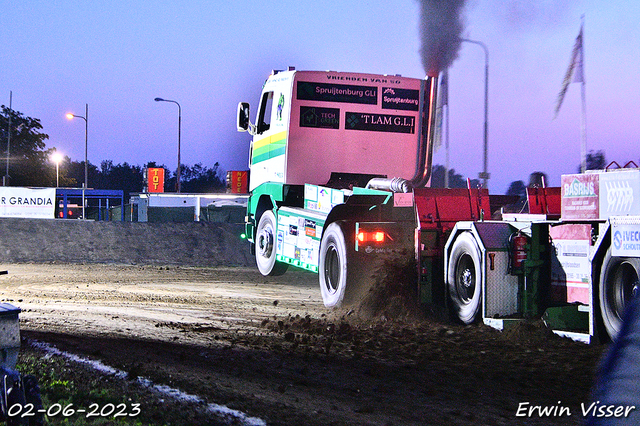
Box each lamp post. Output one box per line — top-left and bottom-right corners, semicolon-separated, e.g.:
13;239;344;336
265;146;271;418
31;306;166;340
461;38;489;189
154;98;181;193
51;152;63;187
4;91;12;187
66;104;88;218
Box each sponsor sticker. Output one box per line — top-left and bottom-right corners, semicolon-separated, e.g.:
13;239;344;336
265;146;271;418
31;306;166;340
345;112;415;134
381;87;419;111
297;82;377;104
304;184;318;202
612;224;640;257
304;219;316;237
300;106;340;129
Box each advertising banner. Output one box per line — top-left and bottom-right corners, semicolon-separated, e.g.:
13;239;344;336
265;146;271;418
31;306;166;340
227;171;249;194
0;187;55;219
561;173;599;220
146;168;165;193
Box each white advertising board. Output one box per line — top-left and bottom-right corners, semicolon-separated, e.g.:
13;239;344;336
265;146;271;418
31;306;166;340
0;188;55;219
599;169;640;219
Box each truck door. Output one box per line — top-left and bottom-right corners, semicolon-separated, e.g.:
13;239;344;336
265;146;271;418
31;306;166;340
250;90;287;190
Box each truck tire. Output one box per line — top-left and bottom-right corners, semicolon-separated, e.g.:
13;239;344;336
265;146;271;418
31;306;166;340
255;210;288;276
599;248;640;340
447;232;482;324
319;222;355;308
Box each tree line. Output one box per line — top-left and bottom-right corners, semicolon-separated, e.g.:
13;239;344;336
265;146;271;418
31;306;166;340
0;106;226;199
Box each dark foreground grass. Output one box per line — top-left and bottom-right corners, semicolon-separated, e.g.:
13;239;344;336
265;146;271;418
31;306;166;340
15;342;226;426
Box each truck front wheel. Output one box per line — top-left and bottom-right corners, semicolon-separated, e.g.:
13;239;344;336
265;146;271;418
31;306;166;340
599;248;640;340
319;222;355;308
447;232;482;324
255;210;288;276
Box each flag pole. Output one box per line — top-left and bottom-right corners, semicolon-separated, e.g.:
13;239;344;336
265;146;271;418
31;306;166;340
579;16;587;173
580;72;587;173
554;17;586;172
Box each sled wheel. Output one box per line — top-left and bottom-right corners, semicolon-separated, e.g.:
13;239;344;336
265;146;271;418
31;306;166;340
255;210;287;276
599;247;640;340
447;232;482;324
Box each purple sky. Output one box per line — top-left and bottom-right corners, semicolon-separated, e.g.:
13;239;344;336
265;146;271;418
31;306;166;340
1;1;638;194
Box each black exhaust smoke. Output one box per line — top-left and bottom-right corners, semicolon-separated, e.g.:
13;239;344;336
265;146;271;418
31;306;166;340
409;0;468;187
418;0;468;77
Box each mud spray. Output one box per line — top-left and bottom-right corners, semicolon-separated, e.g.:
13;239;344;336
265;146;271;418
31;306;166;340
354;256;422;322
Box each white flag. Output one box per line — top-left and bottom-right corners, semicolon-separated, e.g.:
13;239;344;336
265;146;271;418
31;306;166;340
554;24;584;118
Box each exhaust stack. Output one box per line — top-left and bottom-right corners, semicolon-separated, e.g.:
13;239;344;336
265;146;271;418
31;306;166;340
365;76;438;193
411;75;438;188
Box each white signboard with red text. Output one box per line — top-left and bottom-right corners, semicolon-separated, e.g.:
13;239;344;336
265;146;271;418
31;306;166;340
0;188;55;219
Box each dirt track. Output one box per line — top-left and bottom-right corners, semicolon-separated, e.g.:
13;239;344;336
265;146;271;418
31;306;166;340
0;263;606;426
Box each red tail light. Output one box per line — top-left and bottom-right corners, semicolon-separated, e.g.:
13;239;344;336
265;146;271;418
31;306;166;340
357;231;386;243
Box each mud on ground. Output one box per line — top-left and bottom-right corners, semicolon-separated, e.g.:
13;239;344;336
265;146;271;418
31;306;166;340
1;263;606;425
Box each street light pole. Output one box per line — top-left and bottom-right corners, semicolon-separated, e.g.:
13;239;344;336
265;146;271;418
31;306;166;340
4;91;12;187
51;152;63;188
154;98;182;193
66;104;88;218
461;38;489;189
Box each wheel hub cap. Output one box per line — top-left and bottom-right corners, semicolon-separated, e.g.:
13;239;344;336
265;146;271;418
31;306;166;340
258;229;273;258
461;269;473;288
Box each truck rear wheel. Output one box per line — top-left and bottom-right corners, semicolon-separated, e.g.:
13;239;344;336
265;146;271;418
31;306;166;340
319;222;356;308
599;248;640;340
255;210;287;276
447;232;482;324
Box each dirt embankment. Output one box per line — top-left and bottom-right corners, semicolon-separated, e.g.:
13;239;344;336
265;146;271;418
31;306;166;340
0;218;251;266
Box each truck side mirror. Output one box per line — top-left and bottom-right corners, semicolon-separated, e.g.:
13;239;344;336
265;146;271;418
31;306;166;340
237;102;250;132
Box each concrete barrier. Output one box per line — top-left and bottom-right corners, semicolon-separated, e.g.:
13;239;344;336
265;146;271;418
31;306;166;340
0;218;252;267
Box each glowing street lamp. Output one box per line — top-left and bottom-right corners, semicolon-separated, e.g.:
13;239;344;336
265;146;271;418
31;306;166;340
154;97;182;193
51;151;63;187
66;104;88;218
65;105;88;188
